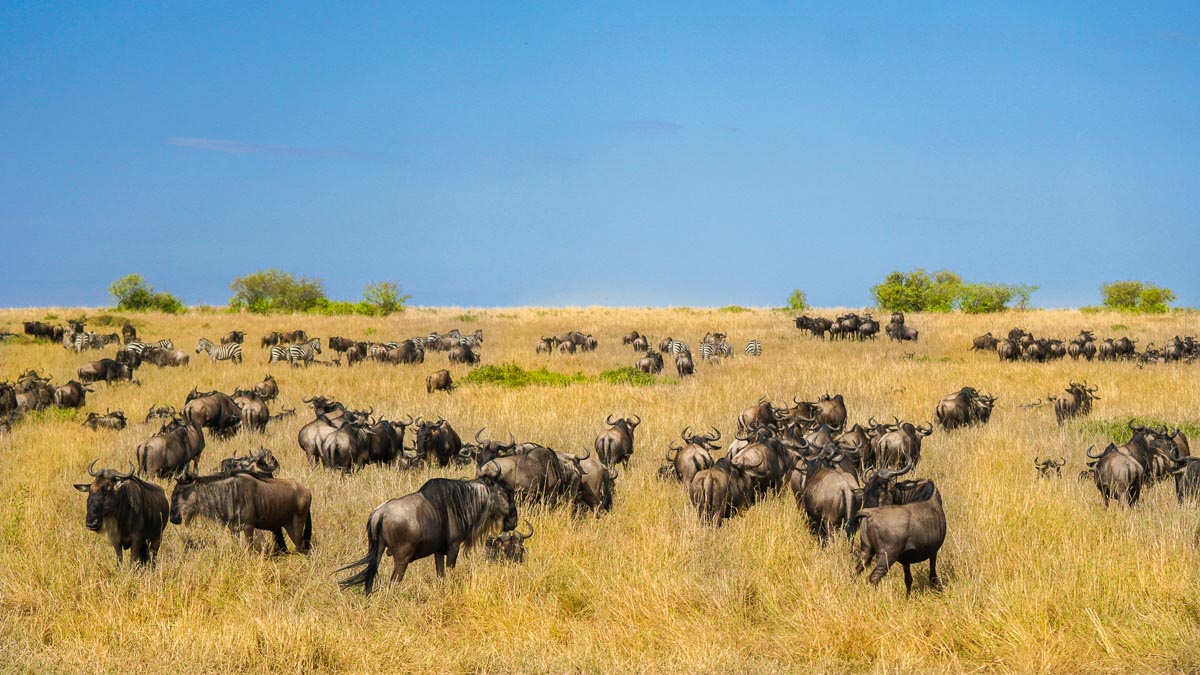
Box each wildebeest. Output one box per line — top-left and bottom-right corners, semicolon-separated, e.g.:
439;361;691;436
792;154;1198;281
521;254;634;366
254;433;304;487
996;339;1019;361
1034;456;1066;478
415;417;464;467
485;520;534;563
729;428;794;496
448;343;479;364
143;347;190;368
426;369;453;393
82;409;128;431
136;415;206;478
78;359;135;385
934;387;995;431
689;457;753;526
1087;443;1144;507
261;331;281;348
800;444;865;544
595;414;640;466
297;397;357;465
170;469;312;553
182;387;241;438
665;426;720;485
74;461;169;565
52;380;92;408
971;332;998;351
253;374;278;401
852;462;946;593
536;337;555;354
576;452;617;514
873;420;934;469
218;447;280;476
221;330;246;344
338;473;518;594
886;323;919;342
480;445;582;507
232;389;270;433
675;350;694;377
622;331;640;345
1052;381;1099;426
738;398;779;433
121;322;137;344
632;335;649;352
636;350;664;374
328;336;355;354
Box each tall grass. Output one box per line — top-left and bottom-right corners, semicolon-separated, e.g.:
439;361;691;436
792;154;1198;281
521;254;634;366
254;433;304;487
1;308;1198;671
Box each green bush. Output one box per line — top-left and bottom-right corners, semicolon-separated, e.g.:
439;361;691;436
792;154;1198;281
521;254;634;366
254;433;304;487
229;269;326;313
786;289;807;311
1077;418;1200;442
460;364;588;388
108;274;186;314
88;314;130;328
363;281;411;315
718;305;749;313
596;367;665;386
1101;281;1176;313
873;269;1036;314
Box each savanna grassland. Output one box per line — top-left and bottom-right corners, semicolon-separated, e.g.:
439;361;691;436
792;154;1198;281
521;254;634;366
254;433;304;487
1;306;1198;673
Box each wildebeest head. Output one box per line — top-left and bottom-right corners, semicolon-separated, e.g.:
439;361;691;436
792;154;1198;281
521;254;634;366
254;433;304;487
1034;456;1066;478
606;413;641;435
168;470;203;525
219;447;280;476
74;461;136;531
485;519;534;563
680;425;722;449
478;470;519;533
473;427;518;466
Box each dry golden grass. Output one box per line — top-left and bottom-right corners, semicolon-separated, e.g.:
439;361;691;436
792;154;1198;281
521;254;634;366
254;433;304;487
1;306;1199;672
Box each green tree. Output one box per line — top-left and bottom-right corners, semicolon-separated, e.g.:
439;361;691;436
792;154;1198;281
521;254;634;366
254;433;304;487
872;268;960;313
1139;285;1176;313
786;289;807;311
229;269;326;313
108;274;185;314
363;281;412;316
1101;280;1175;313
957;283;1016;314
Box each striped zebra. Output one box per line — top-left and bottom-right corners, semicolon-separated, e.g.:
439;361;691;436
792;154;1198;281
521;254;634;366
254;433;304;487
700;341;734;361
458;335;483;349
124;339;174;357
287;337;322;366
196;337;243;364
744;340;763;357
668;340;690;355
72;332;95;353
268;346;290;364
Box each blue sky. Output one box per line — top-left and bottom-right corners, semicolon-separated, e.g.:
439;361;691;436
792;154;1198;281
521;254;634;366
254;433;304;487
1;3;1197;308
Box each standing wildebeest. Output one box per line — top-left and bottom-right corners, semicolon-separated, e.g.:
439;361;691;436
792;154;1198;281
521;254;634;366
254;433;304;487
636;350;664;374
338;474;518;595
74;461;169;566
253;374;279;401
675;350;694;377
232;389;270;433
415;418;464;467
426;369;453;393
480;446;582;507
328;336;355;354
296;397;358;465
536;337;555;354
1087;443;1144;507
873;421;934;469
576;453;617;514
632;335;649;352
622;331;641;345
800;444;865;544
53;380;92;408
852;462;945;593
886;323;919;342
1052;381;1099;426
261;331;282;348
121;322;137;344
449;343;479;364
82;409;128;431
689;457;753;526
137;415;206;477
485;520;535;563
738;398;779;433
184;387;242;437
170;470;312;553
78;359;135;385
665;427;721;485
934;387;996;431
971;332;998;351
221;330;246;345
595;414;640;467
996;339;1019;361
144;347;190;368
1034;456;1066;478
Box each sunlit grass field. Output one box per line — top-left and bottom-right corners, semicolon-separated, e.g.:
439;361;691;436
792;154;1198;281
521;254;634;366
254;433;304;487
1;306;1198;672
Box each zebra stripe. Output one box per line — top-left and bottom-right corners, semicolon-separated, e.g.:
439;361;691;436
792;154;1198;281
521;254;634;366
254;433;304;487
668;340;690;355
197;338;242;363
745;340;763;357
268;346;289;364
286;338;322;366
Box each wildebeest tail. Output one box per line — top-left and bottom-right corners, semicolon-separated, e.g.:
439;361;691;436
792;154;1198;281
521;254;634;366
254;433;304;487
338;515;385;594
302;511;313;551
842;488;857;537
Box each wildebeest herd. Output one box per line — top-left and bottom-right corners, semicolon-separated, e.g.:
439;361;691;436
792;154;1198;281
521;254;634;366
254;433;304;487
2;312;1194;602
973;328;1199;365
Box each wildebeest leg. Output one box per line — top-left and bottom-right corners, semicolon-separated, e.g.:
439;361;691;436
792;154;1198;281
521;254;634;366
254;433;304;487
446;541;462;569
902;563;913;595
147;538;161;567
434;553;446;578
928;554;942;590
868;553;891;585
272;529;289;554
113;544;124;565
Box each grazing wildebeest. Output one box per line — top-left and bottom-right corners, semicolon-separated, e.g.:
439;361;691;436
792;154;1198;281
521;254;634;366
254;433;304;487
136;415;206;478
675;350;694;377
82;409;128;431
971;332;998;351
1087;443;1144;507
232;389;270;433
934;387;996;431
337;473;518;595
221;330;246;345
1052;381;1099;426
448;343;479;364
852;462;945;593
689;457;753;527
78;359;134;384
121;322;137;344
170;470;312;553
426;369;453;393
183;387;242;437
218;447;280;476
143;347;190;368
253;374;279;401
636;350;664;374
52;380;92;408
1034;456;1066;478
415;417;464;467
480;446;581;507
485;520;534;563
595;414;640;466
665;426;720;485
74;461;169;566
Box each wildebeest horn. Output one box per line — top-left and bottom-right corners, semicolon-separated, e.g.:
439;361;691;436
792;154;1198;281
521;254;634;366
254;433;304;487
475;427;486;444
400;413;414;426
610;467;619;480
708;426;721;442
517;519;534;540
631;413;641;425
606;414;615;425
116;462;136;481
1085;445;1102;459
1034;456;1042;467
302;396;314;403
1055;457;1066;467
87;459;100;477
681;425;692;440
573;448;590;462
666;444;680;460
879;457;914;480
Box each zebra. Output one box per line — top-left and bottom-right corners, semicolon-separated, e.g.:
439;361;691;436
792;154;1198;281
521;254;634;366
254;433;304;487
125;339;174;356
287;337;322;366
268;346;290;364
700;341;734;362
196;338;243;364
459;335;483;349
668;340;690;356
72;332;94;353
744;340;763;357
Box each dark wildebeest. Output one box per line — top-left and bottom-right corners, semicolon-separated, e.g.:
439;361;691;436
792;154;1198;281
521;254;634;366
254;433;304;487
281;329;309;344
971;333;998;351
448;344;479;364
221;330;246;344
622;331;640;345
1169;452;1200;504
636;350;664;374
137;415;206;478
53;380;92;408
800;444;866;544
873;421;934;470
338;474;518;595
346;342;368;365
737;398;779;433
886;323;919;342
536;337;555;354
675;350;694;377
318;412;373;471
253;374;279;401
232;389;270;433
78;359;134;385
996;339;1019;361
261;331;282;348
426;369;453;393
328;336;355;354
852;461;946;593
121;322;137;344
1052;381;1099;426
143;347;190;368
184;387;242;438
665;426;720;485
170;469;312;553
485;520;534;563
729;428;794;496
576;453;617;514
1034;456;1066;478
631;335;649;352
1087;443;1144;507
689;457;753;527
595;414;640;467
74;461;169;566
415;417;464;467
934;387;996;431
296;397;356;465
82;409;128;431
218;447;281;476
480;446;581;507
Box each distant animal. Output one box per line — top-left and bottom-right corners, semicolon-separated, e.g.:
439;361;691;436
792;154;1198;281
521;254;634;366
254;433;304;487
427;369;453;393
196;338;243;364
744;340;763;357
